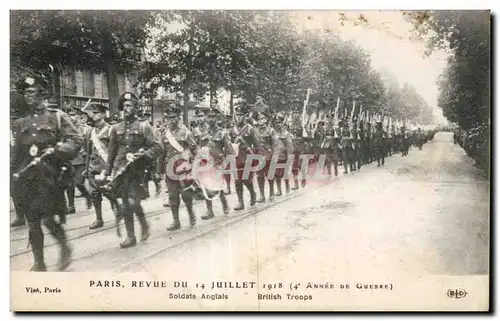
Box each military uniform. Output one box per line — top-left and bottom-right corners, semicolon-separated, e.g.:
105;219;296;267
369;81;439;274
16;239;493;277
323;119;340;177
11;75;83;271
253;106;281;203
10;90;30;227
105;92;163;248
290;123;312;189
83;103;120;230
159;106;198;231
373;122;386;166
233;105;258;210
275;112;294;194
66;107;92;213
340;120;354;174
200;107;234;220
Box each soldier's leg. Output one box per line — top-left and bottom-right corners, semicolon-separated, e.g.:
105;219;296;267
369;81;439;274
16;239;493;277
119;185;137;248
224;173;231;195
89;192;104;229
42;216;71;271
11;195;26;227
333;159;339;177
202;198;215;220
166;178;182;231
220;192;230;214
76;184;92;209
256;167;267;203
234;179;245;211
131;197;149;242
243;172;256;206
181;188;196;226
275;165;283;196
27;218;46;271
292;155;300;190
66;182;76;214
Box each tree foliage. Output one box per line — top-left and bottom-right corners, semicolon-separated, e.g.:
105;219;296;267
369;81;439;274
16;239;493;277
406;10;490;129
140;10;434;125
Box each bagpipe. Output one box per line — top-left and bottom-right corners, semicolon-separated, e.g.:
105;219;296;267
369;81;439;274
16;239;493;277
12;142;73;186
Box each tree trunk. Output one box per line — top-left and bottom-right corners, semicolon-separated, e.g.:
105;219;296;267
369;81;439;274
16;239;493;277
183;81;190;127
106;65;120;115
229;90;234;118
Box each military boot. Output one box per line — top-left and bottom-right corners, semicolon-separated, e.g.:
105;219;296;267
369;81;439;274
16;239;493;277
136;208;150;242
244;180;257;206
256;176;266;203
120;212;137;249
292;178;299;190
186;202;196;227
268;180;275;201
201;200;215;220
220;193;230;215
234;181;245;211
66;186;76;214
167;206;181;231
45;220;72;271
29;228;46;272
275;178;283;196
89;198;104;229
285;179;290;194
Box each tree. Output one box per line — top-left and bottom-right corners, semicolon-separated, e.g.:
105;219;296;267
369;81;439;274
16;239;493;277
10;10;153;113
405;10;490;129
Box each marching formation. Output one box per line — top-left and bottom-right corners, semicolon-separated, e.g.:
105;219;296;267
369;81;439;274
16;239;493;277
10;75;437;272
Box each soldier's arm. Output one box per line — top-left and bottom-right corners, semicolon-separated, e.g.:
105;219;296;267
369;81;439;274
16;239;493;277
55;111;84;161
271;129;281;154
250;126;261;150
142;123;164;161
105;126;118;175
223;131;235;155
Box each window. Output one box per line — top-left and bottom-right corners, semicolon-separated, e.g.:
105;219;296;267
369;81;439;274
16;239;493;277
82;69;95;97
62;68;76;96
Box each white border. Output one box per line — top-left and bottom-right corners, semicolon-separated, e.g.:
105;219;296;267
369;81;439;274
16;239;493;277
3;0;497;319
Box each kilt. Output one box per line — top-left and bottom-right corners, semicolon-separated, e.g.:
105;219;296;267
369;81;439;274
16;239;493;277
73;164;86;186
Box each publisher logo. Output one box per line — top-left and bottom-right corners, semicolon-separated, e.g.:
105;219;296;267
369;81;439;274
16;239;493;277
447;289;468;299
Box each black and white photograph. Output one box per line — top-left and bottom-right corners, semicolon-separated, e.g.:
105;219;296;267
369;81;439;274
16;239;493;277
9;8;490;311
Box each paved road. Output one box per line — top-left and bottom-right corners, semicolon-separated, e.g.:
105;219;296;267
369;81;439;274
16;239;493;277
10;132;489;278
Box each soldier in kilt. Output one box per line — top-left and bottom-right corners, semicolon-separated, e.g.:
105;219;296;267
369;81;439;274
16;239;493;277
290;118;312;189
10;90;30;227
83;103;120;230
274;112;294;195
233;105;258;210
199;107;234;219
65;107;92;213
253;101;281;202
159;105;198;231
373;121;386;166
11;75;83;271
104;92;163;248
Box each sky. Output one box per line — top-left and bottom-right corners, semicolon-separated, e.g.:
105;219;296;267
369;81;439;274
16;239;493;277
289;10;449;124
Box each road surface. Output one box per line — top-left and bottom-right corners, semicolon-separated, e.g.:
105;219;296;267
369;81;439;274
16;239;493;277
10;132;489;278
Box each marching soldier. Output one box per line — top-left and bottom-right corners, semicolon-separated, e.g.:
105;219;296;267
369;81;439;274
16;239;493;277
324;116;340;177
290;114;311;189
253;100;280;202
340;118;354;174
199;107;234;220
223;114;235;195
355;119;365;170
373;120;386;166
159;104;198;231
83;103;120;230
10;90;30;227
66;107;92;213
274;112;294;195
104;92;163;248
11;75;82;271
233;104;258;210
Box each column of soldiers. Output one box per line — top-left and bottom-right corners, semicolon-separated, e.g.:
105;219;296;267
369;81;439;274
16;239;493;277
11;75;436;271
